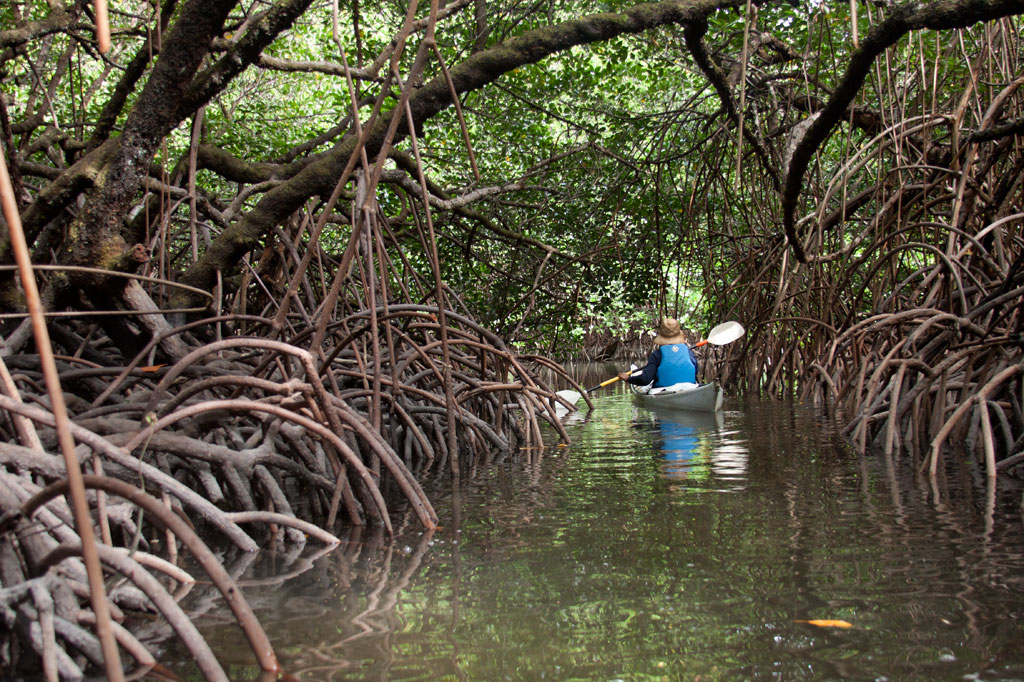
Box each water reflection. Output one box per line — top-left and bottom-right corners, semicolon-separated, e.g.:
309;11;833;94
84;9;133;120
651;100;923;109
160;395;1024;682
656;410;704;479
644;406;722;480
636;405;751;487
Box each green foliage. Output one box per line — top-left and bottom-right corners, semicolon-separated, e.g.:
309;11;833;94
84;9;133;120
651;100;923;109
3;0;1016;362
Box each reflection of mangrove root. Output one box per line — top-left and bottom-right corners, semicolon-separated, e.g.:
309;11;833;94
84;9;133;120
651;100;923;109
0;307;576;678
0;473;264;681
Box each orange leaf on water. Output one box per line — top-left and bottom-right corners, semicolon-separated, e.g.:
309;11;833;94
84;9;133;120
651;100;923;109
794;619;853;628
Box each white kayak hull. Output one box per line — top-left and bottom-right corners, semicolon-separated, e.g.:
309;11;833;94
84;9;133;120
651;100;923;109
632;381;723;412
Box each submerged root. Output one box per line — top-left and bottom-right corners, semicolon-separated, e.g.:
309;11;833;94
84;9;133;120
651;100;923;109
0;305;578;679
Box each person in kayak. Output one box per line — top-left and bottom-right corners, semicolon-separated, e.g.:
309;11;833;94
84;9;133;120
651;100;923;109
617;317;698;388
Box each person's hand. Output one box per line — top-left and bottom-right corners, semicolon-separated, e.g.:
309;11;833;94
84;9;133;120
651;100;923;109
617;371;632;382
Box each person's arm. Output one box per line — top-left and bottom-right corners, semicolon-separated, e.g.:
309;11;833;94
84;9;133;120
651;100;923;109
618;348;661;385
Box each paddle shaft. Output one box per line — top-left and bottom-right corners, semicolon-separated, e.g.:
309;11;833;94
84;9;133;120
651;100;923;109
584;376;621;393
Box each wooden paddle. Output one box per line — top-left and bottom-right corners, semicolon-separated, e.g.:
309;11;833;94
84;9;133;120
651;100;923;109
554;320;746;407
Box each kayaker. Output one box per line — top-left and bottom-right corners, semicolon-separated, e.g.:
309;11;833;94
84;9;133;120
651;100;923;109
617;317;698;388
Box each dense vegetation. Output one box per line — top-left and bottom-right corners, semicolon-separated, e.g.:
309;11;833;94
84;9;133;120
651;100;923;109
1;0;1022;678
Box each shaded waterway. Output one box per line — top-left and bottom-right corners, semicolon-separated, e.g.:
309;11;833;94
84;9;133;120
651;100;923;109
164;390;1024;681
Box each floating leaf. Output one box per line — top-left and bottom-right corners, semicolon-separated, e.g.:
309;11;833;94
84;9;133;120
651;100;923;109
794;619;853;628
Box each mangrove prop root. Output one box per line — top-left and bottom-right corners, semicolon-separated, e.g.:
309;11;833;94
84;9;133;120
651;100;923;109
0;307;577;679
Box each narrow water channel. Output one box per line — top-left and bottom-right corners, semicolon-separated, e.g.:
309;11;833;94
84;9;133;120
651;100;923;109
161;389;1024;681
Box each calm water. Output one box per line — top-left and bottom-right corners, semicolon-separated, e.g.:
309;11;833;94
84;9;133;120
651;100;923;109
165;390;1024;681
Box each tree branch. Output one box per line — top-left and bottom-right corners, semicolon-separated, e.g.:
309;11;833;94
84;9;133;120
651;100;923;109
781;0;1024;263
174;0;742;305
683;17;780;188
0;6;78;50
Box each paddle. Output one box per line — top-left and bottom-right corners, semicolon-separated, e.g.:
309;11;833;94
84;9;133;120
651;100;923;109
554;320;746;408
695;320;745;347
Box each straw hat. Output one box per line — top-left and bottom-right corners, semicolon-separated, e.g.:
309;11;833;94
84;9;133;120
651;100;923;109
653;317;686;345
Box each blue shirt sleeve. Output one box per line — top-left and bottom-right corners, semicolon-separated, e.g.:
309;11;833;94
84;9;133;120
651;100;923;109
627;347;661;385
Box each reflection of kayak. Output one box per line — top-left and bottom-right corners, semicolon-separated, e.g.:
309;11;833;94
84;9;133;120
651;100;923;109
631;381;723;412
644;403;725;481
635;402;747;482
644;404;725;431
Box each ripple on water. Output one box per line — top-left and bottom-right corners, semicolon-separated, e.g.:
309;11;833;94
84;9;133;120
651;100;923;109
161;394;1024;682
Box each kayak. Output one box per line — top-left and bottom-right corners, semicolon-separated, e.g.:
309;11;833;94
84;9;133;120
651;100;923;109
630;381;723;412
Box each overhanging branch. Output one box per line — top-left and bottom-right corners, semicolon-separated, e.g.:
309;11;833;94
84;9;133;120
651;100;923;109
781;0;1024;263
174;0;743;306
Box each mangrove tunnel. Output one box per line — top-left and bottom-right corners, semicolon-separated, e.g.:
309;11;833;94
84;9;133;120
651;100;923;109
1;0;1023;678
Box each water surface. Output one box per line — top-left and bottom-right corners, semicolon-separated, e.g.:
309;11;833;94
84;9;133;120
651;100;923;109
169;392;1024;681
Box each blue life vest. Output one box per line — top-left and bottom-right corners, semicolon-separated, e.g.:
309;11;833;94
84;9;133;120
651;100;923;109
656;344;697;386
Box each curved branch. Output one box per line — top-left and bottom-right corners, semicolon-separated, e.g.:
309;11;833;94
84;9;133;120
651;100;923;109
683;16;780;188
25;475;279;673
0;394;260;551
174;0;742;303
0;6;78;50
781;0;1024;263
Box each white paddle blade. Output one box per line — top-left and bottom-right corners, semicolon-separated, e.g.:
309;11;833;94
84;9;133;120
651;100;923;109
555;389;582;405
553;390;582;416
706;321;745;345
